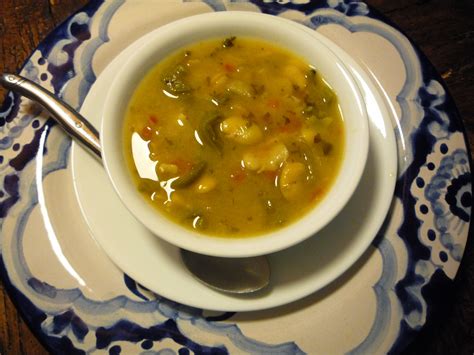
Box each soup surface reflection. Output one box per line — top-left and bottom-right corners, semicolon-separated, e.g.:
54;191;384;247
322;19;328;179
123;37;345;237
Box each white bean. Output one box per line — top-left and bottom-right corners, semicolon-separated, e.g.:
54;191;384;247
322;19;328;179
194;174;217;193
242;140;289;172
279;162;306;201
300;127;318;144
220;116;263;145
156;163;178;178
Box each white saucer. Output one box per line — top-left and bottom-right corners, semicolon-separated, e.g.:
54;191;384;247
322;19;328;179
72;33;397;312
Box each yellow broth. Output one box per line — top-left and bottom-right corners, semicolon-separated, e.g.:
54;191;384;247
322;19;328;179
123;37;345;237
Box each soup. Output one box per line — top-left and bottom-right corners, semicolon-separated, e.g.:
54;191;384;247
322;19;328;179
123;37;345;237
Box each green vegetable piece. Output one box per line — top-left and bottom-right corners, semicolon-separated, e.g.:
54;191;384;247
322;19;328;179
173;161;207;188
213;93;231;106
198;113;223;153
305;68;335;116
321;85;335;105
162;63;191;94
138;178;160;193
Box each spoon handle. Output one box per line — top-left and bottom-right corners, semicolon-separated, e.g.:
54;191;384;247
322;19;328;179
1;73;271;295
1;73;101;158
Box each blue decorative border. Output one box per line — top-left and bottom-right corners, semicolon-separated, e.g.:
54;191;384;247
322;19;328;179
367;6;473;352
0;0;471;353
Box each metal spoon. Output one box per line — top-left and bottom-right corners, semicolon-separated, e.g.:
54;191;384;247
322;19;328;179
1;73;270;294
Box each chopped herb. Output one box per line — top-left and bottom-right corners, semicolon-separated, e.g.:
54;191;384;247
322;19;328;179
322;141;333;155
302;104;314;116
222;36;236;48
264;199;274;212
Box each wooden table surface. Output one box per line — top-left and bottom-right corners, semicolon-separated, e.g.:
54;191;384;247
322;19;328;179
0;0;472;354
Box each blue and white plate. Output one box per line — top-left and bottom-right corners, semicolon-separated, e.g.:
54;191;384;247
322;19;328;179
0;1;471;353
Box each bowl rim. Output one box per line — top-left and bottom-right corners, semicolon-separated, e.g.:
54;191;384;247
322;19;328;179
100;11;369;257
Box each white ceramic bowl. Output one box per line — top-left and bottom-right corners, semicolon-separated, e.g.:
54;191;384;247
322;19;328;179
101;11;369;258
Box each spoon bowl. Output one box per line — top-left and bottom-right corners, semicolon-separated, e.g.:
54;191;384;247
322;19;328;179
180;250;270;294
